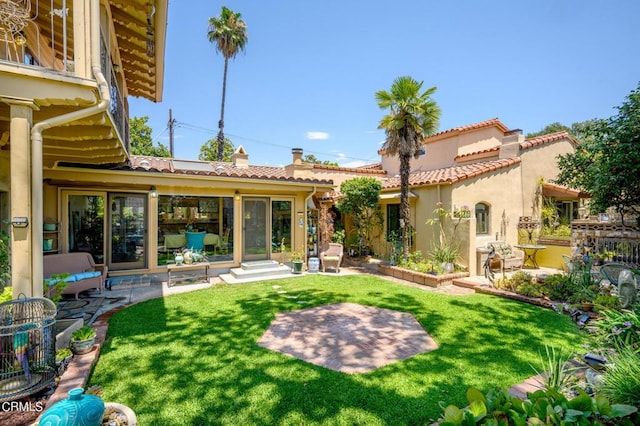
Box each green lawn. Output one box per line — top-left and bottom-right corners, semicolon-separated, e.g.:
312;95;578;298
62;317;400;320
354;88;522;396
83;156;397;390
90;274;588;425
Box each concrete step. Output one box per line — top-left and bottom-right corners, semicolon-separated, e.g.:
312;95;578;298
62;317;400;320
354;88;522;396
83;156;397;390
230;263;293;279
220;260;304;284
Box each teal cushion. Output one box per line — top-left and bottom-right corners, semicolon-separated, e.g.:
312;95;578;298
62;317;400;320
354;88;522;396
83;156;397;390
76;271;101;280
64;274;78;282
185;232;205;250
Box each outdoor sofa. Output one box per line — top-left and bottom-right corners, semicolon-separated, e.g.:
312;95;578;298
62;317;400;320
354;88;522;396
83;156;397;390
44;252;107;300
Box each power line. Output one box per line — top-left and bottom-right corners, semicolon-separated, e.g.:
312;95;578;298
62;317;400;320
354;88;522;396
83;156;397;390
174;120;379;164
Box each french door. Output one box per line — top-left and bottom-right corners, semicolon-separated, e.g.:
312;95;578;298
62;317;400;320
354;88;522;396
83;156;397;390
242;197;269;261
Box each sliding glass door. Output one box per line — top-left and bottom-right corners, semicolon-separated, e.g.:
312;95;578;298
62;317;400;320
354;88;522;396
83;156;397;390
243;198;268;260
109;193;147;270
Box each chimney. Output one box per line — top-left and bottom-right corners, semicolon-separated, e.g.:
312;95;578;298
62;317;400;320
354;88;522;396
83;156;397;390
231;145;249;168
499;129;523;159
285;147;313;178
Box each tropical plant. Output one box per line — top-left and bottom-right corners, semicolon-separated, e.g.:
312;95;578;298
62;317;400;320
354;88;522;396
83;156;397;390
71;325;96;341
530;345;576;393
599;346;640;406
376;76;440;259
207;6;248;161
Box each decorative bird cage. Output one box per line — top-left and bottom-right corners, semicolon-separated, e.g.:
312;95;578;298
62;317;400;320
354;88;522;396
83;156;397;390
0;296;57;402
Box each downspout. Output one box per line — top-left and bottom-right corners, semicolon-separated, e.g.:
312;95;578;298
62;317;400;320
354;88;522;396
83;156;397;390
304;186;317;258
31;0;110;289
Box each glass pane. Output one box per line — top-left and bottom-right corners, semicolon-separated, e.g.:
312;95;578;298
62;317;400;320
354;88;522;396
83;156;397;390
68;195;105;263
157;195;233;265
386;204;400;240
243;198;268;259
110;194;146;269
475;203;488;234
271;201;291;253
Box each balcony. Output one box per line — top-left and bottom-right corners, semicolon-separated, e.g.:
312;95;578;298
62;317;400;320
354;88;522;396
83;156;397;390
0;0;165;165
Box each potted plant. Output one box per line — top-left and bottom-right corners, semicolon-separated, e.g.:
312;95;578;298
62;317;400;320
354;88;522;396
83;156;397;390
55;348;73;375
291;250;304;274
70;325;97;355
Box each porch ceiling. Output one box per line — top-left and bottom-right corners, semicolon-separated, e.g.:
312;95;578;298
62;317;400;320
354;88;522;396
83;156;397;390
108;0;167;102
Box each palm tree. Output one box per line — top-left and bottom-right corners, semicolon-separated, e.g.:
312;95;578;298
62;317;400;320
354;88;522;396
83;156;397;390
207;6;248;161
376;76;441;259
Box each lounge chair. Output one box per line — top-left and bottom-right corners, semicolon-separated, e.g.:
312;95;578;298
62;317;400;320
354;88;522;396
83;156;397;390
320;243;343;273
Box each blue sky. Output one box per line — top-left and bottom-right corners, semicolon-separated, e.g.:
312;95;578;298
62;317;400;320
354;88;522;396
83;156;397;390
130;1;640;167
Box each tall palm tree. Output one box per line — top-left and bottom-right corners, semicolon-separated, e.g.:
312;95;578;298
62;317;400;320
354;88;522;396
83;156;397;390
376;76;441;259
207;6;248;161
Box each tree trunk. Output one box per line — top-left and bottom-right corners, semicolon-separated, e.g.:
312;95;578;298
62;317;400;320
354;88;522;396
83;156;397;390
399;153;411;259
217;57;229;161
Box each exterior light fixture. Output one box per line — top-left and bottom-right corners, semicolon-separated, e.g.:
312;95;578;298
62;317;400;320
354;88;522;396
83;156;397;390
234;190;240;201
11;217;29;228
112;63;120;73
150;186;158;198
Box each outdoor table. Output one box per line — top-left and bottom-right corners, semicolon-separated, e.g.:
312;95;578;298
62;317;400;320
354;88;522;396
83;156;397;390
514;244;546;268
166;261;210;287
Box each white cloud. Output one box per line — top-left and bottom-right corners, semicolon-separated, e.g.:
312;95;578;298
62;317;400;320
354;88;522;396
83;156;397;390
306;131;329;140
340;160;367;168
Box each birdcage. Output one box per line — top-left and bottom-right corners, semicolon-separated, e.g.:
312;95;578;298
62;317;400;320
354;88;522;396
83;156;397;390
0;296;57;402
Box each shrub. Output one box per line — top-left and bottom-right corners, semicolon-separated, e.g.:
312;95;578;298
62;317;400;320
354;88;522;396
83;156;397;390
540;273;577;301
599;346;640;406
594;294;621;311
516;282;544;298
71;325;96;341
439;386;638;425
593;307;640;350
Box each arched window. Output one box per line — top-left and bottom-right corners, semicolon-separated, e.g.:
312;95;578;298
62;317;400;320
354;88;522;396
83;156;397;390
475;203;489;234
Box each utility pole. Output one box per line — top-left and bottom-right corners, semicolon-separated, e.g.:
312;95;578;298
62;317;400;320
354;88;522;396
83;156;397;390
168;109;176;157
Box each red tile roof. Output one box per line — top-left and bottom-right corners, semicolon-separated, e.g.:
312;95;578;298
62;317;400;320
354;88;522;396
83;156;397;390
426;117;509;140
381;158;521;189
312;163;386;175
378;118;510;154
520;131;577;149
127;156;333;185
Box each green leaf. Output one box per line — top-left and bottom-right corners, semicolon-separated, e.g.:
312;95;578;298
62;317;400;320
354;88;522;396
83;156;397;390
468;400;487;421
467;387;487;404
609;404;638;418
442;405;464;424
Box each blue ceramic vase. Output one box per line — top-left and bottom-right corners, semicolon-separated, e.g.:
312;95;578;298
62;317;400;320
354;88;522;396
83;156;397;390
39;387;104;426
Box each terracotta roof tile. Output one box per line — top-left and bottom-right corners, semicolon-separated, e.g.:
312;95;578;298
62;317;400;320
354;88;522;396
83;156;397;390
381;158;521;189
520;131;577;150
427;117;509;140
312;163;386;175
128;156;333;185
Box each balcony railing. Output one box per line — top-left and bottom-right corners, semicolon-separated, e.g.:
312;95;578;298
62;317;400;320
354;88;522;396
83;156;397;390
1;0;129;152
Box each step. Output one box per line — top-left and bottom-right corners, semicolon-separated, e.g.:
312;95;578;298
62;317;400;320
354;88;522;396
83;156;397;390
240;260;281;270
230;263;293;279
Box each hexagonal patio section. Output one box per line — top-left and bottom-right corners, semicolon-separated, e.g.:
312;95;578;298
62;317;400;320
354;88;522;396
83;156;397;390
257;302;438;373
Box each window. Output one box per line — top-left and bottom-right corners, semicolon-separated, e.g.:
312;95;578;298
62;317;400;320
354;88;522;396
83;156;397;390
157;195;233;265
475;203;489;234
386;204;401;241
271;200;292;252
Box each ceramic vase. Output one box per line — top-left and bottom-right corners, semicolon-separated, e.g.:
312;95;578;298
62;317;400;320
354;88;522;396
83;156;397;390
39;387;105;426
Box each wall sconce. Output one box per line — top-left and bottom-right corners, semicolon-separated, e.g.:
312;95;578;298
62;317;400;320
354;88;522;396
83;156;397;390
150;186;158;198
11;217;29;228
297;212;304;228
234;190;240;201
112;63;120;73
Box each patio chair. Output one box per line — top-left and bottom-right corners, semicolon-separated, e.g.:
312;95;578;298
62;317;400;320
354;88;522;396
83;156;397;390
599;262;640;308
320;243;343;273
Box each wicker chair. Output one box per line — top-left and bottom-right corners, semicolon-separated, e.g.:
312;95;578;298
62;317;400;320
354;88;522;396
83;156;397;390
599;263;640;308
320;243;343;273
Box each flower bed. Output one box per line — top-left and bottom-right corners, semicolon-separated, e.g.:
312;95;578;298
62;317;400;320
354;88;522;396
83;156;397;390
378;264;469;288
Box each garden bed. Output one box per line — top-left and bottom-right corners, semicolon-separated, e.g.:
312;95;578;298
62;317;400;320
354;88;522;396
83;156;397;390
378;264;469;288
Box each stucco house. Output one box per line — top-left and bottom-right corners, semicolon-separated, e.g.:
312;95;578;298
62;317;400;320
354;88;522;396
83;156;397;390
310;118;581;274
